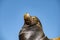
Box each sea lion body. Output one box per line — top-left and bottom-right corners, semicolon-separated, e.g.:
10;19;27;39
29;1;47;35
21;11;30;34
19;13;60;40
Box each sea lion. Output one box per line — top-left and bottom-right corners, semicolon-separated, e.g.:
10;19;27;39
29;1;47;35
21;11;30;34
19;13;60;40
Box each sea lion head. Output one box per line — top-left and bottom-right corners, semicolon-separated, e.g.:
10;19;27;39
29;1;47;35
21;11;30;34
24;13;40;25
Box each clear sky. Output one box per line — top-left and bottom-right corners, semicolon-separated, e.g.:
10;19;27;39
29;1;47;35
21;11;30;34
0;0;60;40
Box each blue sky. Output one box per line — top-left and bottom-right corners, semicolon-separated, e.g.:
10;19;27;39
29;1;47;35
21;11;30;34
0;0;60;40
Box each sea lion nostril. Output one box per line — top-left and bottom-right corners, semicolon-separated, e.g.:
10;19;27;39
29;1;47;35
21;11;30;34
24;13;30;20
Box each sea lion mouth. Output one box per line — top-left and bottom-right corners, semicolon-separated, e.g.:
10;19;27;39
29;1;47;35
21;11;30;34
24;13;31;25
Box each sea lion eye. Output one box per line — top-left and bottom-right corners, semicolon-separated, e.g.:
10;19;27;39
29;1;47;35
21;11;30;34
32;16;38;24
32;17;37;21
32;16;36;19
32;17;35;19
